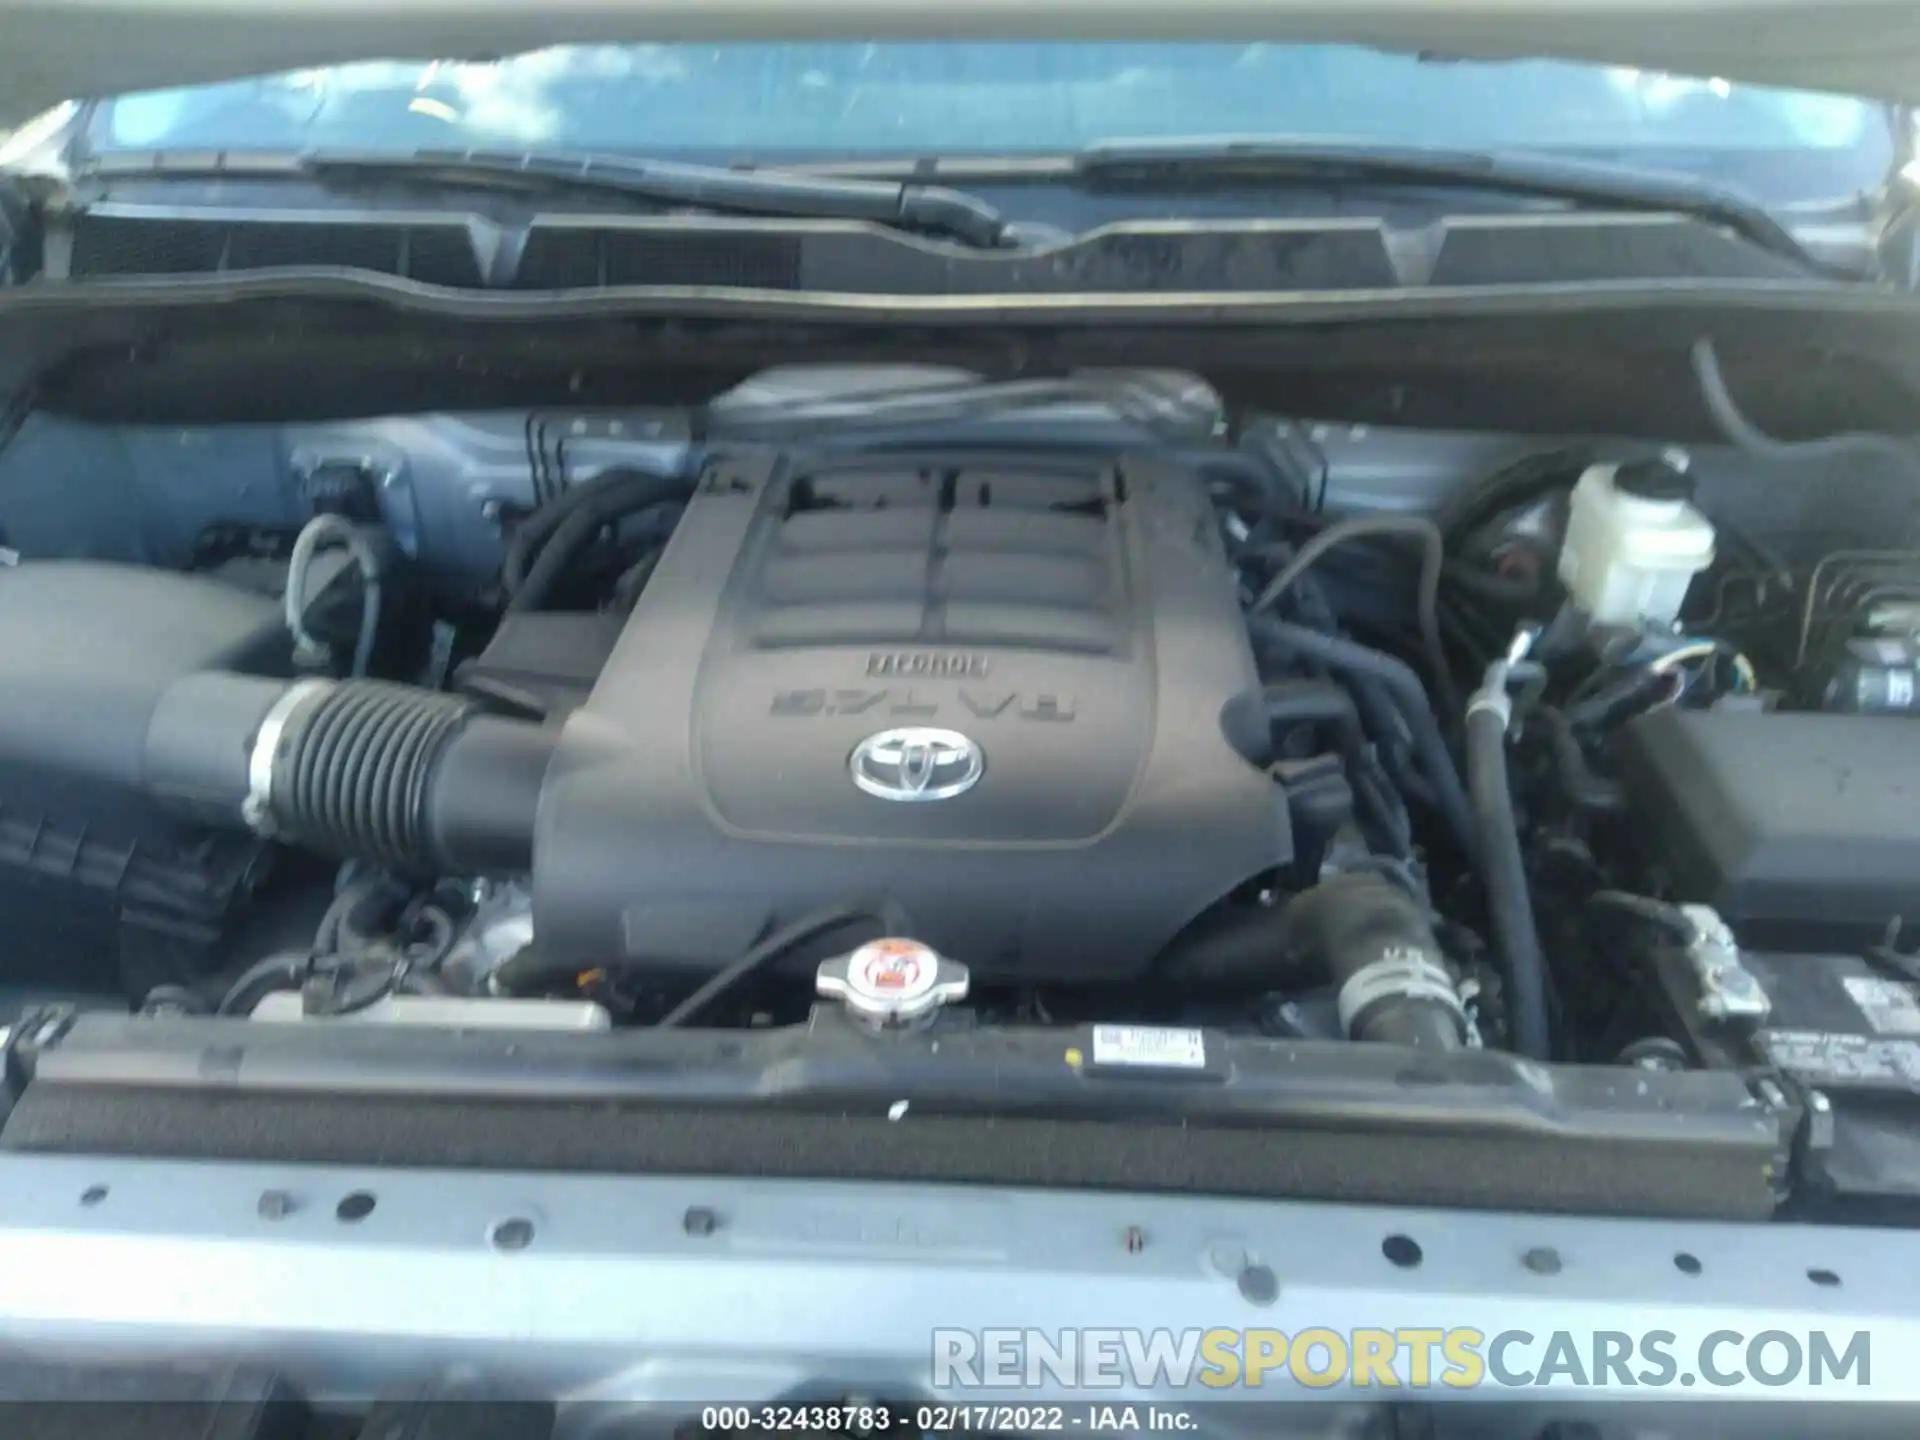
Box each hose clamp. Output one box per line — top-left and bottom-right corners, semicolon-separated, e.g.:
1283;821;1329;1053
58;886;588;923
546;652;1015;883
1336;945;1465;1038
1465;688;1513;728
243;679;334;834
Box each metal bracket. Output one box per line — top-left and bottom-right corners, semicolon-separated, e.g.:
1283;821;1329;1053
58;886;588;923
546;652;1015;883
1681;905;1771;1023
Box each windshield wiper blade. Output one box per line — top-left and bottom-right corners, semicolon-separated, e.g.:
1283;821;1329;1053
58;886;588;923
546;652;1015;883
1074;138;1866;280
81;147;1012;249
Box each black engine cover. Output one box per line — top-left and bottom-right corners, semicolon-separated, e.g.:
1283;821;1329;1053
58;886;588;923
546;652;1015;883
534;450;1290;981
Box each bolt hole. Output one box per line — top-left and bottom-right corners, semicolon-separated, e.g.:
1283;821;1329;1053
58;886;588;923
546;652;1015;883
1236;1262;1279;1306
1381;1234;1423;1269
335;1191;376;1223
490;1217;535;1252
1807;1267;1841;1288
1521;1246;1562;1276
78;1185;107;1207
1674;1252;1703;1275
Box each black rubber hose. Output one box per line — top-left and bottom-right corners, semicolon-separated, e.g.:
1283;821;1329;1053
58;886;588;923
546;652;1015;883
147;676;558;876
1562;667;1672;730
1151;903;1308;990
1243;586;1419;795
1288;875;1464;1050
1156;877;1463;1050
278;683;472;869
1432;447;1592;545
1465;697;1552;1060
1249;617;1478;865
1249;515;1457;719
1532;706;1625;814
508;475;695;613
314;875;407;955
1350;765;1414;861
217;952;310;1016
501;466;685;594
656;899;913;1027
1587;890;1697;941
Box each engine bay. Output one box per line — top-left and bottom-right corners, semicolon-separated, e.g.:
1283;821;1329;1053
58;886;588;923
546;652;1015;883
6;362;1920;1217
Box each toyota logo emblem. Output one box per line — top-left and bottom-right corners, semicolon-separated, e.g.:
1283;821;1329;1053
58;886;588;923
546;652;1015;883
849;727;984;802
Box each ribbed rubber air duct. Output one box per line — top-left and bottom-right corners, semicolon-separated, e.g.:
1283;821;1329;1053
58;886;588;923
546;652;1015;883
145;674;556;875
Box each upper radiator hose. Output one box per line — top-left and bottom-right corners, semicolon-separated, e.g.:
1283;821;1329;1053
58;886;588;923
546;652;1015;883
146;674;556;875
1153;873;1466;1051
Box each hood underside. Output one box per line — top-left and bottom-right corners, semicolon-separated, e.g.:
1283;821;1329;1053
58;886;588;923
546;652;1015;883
0;0;1913;131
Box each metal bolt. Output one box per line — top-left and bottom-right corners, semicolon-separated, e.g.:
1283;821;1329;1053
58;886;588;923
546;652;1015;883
490;1217;535;1252
1522;1246;1563;1276
257;1190;296;1220
1810;1091;1832;1113
683;1206;720;1237
1123;1226;1146;1254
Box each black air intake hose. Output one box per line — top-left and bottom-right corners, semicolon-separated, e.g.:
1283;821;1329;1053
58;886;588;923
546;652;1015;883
277;681;470;867
1155;874;1465;1050
146;675;556;875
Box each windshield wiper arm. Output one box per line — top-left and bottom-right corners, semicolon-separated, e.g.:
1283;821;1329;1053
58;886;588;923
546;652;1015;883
1074;138;1866;280
81;147;1012;249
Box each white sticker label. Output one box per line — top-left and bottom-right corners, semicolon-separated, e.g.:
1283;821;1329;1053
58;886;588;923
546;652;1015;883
1760;1029;1920;1088
1843;975;1920;1035
1890;671;1916;708
1090;1025;1206;1069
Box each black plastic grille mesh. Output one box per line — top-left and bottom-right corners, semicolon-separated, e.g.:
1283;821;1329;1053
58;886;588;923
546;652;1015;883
516;228;803;290
68;214;484;287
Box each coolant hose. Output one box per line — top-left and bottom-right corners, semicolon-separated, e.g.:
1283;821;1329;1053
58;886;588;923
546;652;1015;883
1292;874;1467;1050
1465;682;1552;1060
1148;903;1314;991
1155;875;1465;1051
145;674;557;875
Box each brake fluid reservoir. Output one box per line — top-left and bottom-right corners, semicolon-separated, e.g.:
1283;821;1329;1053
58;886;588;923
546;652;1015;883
1558;458;1716;627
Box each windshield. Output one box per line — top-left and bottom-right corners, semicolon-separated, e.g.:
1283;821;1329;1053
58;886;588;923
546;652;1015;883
87;43;1894;202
